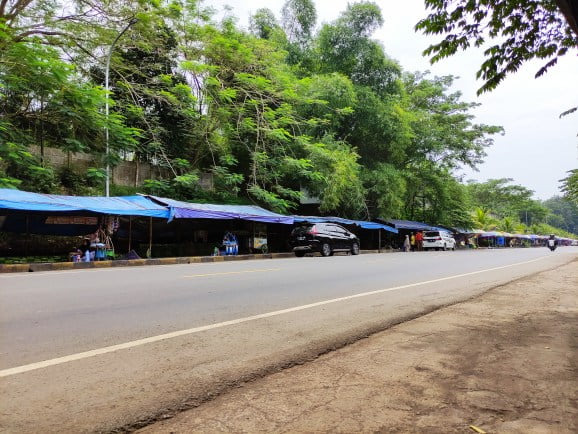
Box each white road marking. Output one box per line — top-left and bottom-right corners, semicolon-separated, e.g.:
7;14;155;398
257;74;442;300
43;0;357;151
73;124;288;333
0;256;547;378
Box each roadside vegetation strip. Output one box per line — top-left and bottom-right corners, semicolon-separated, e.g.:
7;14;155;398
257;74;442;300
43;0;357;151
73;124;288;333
0;256;548;378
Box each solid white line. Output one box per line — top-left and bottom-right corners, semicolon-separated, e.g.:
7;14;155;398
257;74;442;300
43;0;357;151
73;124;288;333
0;256;547;378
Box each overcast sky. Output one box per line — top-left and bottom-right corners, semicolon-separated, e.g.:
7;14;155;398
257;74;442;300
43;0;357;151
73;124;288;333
209;0;578;200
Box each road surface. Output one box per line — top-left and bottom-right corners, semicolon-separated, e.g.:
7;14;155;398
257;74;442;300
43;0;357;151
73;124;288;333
1;247;577;432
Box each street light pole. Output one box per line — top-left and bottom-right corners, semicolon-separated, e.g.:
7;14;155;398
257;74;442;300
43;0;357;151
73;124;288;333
105;18;137;197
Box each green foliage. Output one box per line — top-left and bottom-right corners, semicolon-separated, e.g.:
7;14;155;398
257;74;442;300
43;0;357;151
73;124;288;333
305;138;366;217
6;0;563;237
109;184;140;197
0;143;57;193
560;169;578;204
465;180;577;236
250;8;281;40
363;163;406;219
527;222;576;238
466;178;550;225
404;73;504;169
543;196;578;234
281;0;317;46
0;176;21;189
416;0;578;94
498;217;516;233
472;207;499;231
295;73;357;137
316;2;401;95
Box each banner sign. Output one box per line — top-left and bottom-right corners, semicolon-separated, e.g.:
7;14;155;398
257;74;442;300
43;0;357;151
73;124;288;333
45;216;99;225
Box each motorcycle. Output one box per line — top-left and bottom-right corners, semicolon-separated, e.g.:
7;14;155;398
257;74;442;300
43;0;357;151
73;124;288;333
547;239;557;252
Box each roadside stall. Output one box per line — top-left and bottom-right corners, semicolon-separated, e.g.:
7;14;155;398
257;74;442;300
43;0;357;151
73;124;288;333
0;189;170;262
145;196;294;255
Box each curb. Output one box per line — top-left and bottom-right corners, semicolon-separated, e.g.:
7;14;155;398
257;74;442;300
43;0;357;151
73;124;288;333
0;252;298;273
0;251;387;274
0;264;30;273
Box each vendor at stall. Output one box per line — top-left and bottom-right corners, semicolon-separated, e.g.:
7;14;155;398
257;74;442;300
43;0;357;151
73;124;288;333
78;237;94;262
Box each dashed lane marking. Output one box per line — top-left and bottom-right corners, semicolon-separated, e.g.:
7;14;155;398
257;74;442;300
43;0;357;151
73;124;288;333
183;268;281;278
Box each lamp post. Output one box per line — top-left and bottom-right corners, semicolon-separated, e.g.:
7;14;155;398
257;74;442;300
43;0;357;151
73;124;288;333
105;18;137;197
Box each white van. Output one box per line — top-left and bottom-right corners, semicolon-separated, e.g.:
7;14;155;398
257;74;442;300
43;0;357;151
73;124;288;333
423;230;456;251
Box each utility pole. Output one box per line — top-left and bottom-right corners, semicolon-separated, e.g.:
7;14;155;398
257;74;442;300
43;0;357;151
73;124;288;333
105;18;137;197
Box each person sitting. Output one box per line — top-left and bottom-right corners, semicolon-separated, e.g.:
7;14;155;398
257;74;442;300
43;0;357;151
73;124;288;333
79;238;93;262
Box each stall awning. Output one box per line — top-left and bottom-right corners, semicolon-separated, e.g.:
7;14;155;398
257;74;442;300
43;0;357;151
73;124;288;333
148;196;294;224
381;219;447;232
293;216;398;233
0;189;170;219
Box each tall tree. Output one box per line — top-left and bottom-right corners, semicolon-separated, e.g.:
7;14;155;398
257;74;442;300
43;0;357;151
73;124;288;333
281;0;317;46
416;0;578;94
560;169;578;204
316;2;400;95
250;8;281;40
466;178;550;224
0;22;136;191
543;195;578;233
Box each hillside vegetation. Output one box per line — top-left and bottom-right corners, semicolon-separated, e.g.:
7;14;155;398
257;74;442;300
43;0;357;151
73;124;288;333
0;0;576;236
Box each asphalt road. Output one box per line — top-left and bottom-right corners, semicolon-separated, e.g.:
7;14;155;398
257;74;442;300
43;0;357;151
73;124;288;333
1;247;577;432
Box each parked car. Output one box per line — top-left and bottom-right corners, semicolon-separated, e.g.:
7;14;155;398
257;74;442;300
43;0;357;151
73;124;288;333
289;223;360;257
422;230;456;251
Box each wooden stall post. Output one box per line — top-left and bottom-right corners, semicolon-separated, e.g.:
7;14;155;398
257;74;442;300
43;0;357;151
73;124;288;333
128;216;132;252
147;217;153;258
25;215;30;257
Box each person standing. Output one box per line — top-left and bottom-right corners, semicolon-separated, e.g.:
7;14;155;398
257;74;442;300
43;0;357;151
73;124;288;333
410;232;416;251
547;234;557;251
403;235;411;252
416;231;423;251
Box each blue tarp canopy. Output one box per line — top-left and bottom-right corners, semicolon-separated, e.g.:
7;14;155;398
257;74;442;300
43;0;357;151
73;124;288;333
148;196;294;224
382;219;448;232
0;189;170;219
293;216;398;233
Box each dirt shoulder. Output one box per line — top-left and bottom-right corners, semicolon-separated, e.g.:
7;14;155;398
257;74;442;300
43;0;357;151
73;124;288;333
139;259;578;434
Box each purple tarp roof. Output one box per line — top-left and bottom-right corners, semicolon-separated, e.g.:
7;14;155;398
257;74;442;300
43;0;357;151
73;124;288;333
148;196;294;224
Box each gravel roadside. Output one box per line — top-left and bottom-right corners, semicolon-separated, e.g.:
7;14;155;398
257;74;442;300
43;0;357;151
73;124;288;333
139;259;578;433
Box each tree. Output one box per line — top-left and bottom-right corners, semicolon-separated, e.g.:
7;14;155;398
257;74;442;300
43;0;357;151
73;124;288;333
560;169;578;204
250;8;281;40
281;0;317;47
91;19;200;174
543;195;578;233
0;23;137;192
403;73;503;170
1;0;530;230
466;178;551;226
315;2;402;94
499;216;516;233
416;0;578;95
472;207;498;230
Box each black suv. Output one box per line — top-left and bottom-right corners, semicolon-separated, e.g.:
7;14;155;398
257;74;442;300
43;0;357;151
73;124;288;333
289;223;360;257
